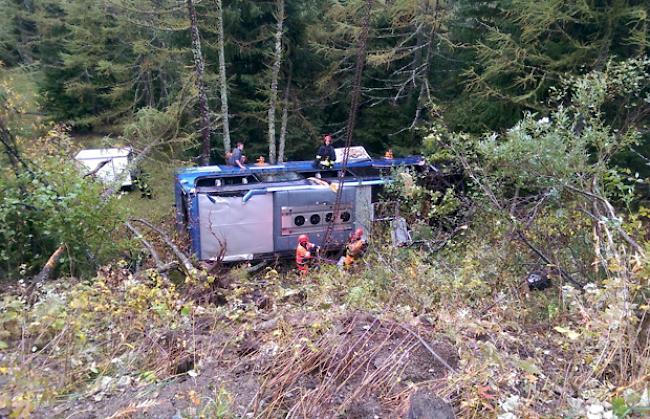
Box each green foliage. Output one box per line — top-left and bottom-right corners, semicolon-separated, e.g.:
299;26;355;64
0;267;189;416
428;58;649;202
122;103;196;155
184;386;233;418
444;0;649;132
0;131;125;279
421;60;650;287
384;167;463;231
34;0;188;129
0;0;40;66
414;59;650;417
2;0;649;166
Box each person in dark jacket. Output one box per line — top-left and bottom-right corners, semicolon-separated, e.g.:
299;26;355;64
227;142;246;169
315;134;337;168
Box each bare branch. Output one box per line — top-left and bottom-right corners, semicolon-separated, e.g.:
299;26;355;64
131;218;195;276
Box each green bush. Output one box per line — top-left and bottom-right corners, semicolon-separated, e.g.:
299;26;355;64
0;151;126;280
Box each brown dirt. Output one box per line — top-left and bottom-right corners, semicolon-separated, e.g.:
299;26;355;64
36;311;457;418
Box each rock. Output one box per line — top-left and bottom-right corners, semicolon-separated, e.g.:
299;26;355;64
116;375;132;389
237;334;259;356
406;389;455;419
260;341;279;356
345;396;382;418
279;289;306;304
255;316;279;331
173;355;195;375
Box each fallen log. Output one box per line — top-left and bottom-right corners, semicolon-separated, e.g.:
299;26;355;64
125;221;164;268
125;221;179;279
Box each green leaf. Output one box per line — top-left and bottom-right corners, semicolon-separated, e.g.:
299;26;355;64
611;397;630;418
52;318;66;330
0;340;8;350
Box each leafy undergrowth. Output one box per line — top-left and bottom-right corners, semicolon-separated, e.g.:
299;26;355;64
2;231;649;418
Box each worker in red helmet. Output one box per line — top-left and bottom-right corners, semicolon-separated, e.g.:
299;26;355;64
296;234;318;275
340;227;367;268
314;134;337;169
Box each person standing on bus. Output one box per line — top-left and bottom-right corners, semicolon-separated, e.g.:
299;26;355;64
315;134;337;169
227;142;246;169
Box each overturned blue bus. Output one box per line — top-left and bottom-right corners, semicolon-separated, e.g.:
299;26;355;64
174;148;427;262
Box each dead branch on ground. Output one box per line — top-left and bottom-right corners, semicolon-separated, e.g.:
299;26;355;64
82;159;110;178
125;221;178;277
130;218;195;276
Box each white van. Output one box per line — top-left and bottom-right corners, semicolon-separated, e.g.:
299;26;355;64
74;147;133;188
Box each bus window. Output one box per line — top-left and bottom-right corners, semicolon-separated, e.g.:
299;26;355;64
347;167;381;178
223;176;258;185
257;172;304;182
196;175;258;187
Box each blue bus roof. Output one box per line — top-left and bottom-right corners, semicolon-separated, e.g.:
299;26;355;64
175;155;426;193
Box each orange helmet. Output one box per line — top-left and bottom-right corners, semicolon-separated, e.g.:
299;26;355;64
353;228;363;240
298;234;309;244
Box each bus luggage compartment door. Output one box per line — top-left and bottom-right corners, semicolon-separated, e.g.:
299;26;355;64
198;193;274;261
273;188;356;251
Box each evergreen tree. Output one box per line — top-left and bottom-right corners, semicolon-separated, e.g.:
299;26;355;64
0;0;37;65
37;0;189;129
444;0;649;132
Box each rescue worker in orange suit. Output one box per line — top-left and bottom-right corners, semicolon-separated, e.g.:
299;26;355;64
296;234;318;275
338;227;367;269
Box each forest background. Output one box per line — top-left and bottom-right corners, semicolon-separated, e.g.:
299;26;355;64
2;0;647;166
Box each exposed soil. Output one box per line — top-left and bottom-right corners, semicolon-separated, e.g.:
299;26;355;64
38;311;457;418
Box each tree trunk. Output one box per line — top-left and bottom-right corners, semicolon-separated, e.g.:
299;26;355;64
278;61;292;164
215;0;231;155
268;0;285;164
344;0;373;146
15;0;35;65
322;0;373;250
186;0;212;166
591;177;604;273
411;0;439;128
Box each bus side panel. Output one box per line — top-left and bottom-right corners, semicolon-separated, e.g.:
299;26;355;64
174;181;185;232
198;193;274;261
188;194;201;259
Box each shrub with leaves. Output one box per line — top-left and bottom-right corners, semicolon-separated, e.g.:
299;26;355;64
0;128;126;279
0;266;194;417
419;58;650;416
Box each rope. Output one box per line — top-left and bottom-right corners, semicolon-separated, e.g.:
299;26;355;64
321;138;352;251
320;0;373;253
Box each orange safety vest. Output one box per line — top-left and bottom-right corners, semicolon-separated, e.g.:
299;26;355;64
296;243;314;273
344;239;365;267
